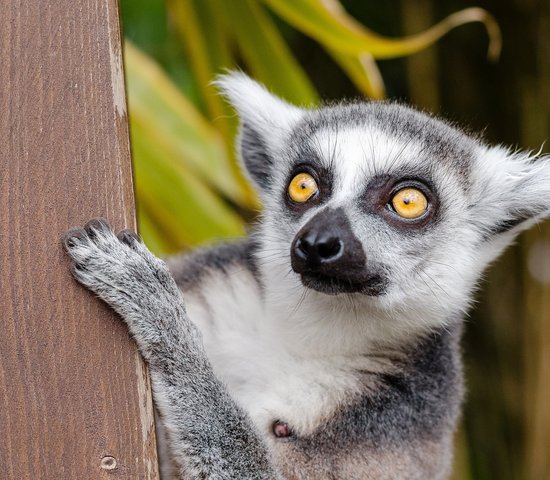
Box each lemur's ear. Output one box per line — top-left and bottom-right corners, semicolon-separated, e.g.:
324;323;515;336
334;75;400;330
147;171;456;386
215;72;304;191
472;146;550;238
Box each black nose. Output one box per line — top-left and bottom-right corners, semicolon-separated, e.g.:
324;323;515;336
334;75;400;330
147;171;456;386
291;207;366;278
290;208;375;294
295;231;343;264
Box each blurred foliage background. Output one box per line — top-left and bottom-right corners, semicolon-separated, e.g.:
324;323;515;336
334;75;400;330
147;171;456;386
119;1;550;479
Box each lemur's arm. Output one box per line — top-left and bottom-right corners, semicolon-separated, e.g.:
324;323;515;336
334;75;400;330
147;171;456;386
63;219;280;480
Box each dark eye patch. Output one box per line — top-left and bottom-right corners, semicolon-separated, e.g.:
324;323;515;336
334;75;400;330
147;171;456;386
361;174;440;231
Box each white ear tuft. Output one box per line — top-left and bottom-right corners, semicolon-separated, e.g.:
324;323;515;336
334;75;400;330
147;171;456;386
214;71;303;135
214;72;305;191
472;145;550;236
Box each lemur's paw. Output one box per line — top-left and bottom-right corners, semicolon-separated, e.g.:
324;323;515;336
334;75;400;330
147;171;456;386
63;218;181;317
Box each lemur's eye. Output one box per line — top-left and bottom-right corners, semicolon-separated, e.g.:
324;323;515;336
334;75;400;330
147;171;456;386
391;187;428;219
288;173;318;203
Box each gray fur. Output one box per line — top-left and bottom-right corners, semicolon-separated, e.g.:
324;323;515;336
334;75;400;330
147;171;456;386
64;73;550;479
240;122;275;189
168;240;261;292
290;101;476;181
64;220;280;480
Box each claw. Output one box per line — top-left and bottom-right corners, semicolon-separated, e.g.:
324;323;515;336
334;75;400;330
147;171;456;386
84;218;112;237
62;227;87;250
117;229;141;247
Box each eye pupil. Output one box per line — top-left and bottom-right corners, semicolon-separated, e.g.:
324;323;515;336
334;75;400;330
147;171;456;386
288;173;319;203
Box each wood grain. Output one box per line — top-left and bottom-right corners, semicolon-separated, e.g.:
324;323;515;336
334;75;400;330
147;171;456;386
0;0;159;478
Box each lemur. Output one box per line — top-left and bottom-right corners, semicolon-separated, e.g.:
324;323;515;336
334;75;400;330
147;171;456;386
63;73;550;479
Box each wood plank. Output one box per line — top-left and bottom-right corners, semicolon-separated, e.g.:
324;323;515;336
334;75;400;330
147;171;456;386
0;0;159;478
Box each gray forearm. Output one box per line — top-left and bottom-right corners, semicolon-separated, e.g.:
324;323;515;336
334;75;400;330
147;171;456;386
151;370;278;479
143;316;278;479
63;219;279;480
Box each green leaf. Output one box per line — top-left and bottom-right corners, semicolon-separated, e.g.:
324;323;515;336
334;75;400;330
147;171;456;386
125;41;249;207
155;1;260;207
222;0;319;105
131;116;246;253
136;199;176;255
166;0;233;122
263;0;501;60
327;50;385;99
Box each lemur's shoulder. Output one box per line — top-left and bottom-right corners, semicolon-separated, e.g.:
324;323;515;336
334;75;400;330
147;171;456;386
166;237;261;292
309;326;463;449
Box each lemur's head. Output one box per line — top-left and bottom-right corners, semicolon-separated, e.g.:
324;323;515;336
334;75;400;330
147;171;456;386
218;73;550;340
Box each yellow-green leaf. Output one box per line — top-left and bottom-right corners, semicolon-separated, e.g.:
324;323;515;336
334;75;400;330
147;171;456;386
264;0;501;60
166;0;233;123
328;50;385;99
131;116;246;253
222;0;319;105
125;41;249;207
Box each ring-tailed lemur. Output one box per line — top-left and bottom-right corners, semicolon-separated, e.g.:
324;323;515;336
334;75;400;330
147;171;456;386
63;73;550;479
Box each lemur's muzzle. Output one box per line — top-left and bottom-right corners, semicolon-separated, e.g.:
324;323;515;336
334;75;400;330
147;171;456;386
291;207;386;295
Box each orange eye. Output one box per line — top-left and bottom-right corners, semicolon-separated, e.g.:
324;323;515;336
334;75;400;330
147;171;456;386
288;173;318;203
391;188;428;219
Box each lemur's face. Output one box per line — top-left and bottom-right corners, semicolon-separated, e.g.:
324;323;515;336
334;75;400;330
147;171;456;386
256;106;480;319
281;109;463;299
219;74;550;327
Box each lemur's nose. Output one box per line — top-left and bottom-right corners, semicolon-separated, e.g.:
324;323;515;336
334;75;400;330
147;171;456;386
295;231;343;264
291;207;366;277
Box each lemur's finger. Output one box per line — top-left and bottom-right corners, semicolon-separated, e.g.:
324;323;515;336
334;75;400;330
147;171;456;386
83;217;112;238
62;227;88;250
117;229;142;248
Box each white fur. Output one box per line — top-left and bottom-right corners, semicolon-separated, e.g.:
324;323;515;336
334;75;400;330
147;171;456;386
184;264;392;439
215;72;303;169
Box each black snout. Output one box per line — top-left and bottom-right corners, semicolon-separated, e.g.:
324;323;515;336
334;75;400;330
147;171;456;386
291;207;366;276
290;208;387;295
295;231;343;264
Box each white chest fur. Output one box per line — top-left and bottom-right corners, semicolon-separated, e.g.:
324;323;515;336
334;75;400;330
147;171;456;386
182;265;383;440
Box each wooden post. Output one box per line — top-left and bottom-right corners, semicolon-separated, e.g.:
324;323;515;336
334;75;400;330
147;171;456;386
0;1;159;478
